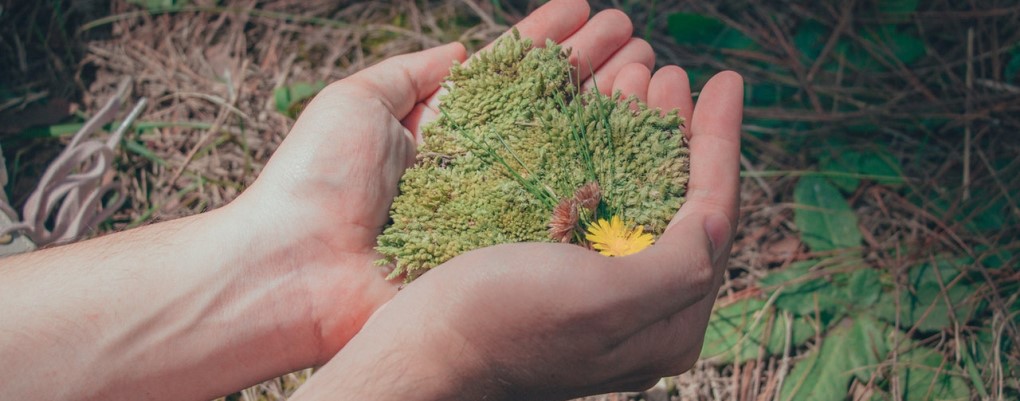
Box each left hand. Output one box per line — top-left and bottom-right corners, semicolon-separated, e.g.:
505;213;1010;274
228;0;661;365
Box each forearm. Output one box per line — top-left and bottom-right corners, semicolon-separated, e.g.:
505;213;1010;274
0;205;319;400
289;334;477;401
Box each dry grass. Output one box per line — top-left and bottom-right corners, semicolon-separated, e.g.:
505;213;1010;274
1;0;1017;400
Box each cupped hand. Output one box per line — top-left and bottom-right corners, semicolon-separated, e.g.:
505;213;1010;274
289;63;744;400
226;0;662;366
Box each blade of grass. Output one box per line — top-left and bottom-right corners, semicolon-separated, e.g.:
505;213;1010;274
8;120;215;142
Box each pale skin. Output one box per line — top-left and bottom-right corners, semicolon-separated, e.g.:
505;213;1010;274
0;0;742;400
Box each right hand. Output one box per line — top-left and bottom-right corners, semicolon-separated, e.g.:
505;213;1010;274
290;57;744;401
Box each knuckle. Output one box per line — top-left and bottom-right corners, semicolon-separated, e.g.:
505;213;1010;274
687;247;716;288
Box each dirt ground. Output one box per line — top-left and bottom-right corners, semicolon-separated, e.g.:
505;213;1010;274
1;1;1017;400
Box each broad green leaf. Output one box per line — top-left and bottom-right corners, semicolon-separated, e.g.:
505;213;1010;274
833;27;926;71
716;28;756;51
666;13;754;50
1006;44;1020;82
794;176;862;252
760;260;839;317
793;21;828;62
701;298;818;365
274;81;326;118
896;346;970;400
917;188;1013;235
966;192;1009;232
820;150;904;192
819;152;863;192
976;245;1013;269
858;151;905;186
779;317;890;401
667;13;723;46
762;260;881;318
873;258;978;332
879;0;920;14
844;267;881;307
834;38;881;71
882;27;926;65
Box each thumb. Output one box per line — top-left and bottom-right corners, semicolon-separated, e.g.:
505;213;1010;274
341;42;467;119
602;211;732;331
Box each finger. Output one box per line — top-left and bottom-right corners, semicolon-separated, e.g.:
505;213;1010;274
400;103;433;144
415;0;591;133
341;42;467;119
610;63;651;104
679;70;744;224
599;212;728;332
648;66;694;124
479;0;590;52
581;38;654;94
561;9;634;82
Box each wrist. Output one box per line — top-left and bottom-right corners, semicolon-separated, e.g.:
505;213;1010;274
219;194;398;366
290;289;502;401
293;326;490;401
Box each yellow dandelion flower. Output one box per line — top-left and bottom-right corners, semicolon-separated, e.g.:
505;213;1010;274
584;215;655;257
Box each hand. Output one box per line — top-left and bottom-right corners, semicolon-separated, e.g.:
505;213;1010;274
227;0;665;366
289;60;744;401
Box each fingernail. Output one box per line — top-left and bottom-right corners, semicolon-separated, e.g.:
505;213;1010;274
704;214;731;265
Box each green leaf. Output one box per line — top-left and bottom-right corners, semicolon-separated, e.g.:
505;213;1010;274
896;345;970;400
762;260;882;318
878;0;920;15
701;298;818;365
975;245;1013;269
665;12;722;45
918;188;1013;235
844;267;881;307
882;27;926;65
667;13;724;46
793;21;828;62
967;192;1009;232
1006;44;1020;82
666;12;754;50
761;260;839;317
794;176;863;252
779;317;890;401
274;81;326;118
819;152;863;192
858;151;905;185
819;150;905;192
874;258;978;332
832;26;925;71
834;38;881;71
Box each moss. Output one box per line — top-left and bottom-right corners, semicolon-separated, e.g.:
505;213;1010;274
376;31;689;281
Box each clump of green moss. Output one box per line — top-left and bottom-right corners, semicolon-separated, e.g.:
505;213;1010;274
376;31;689;281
